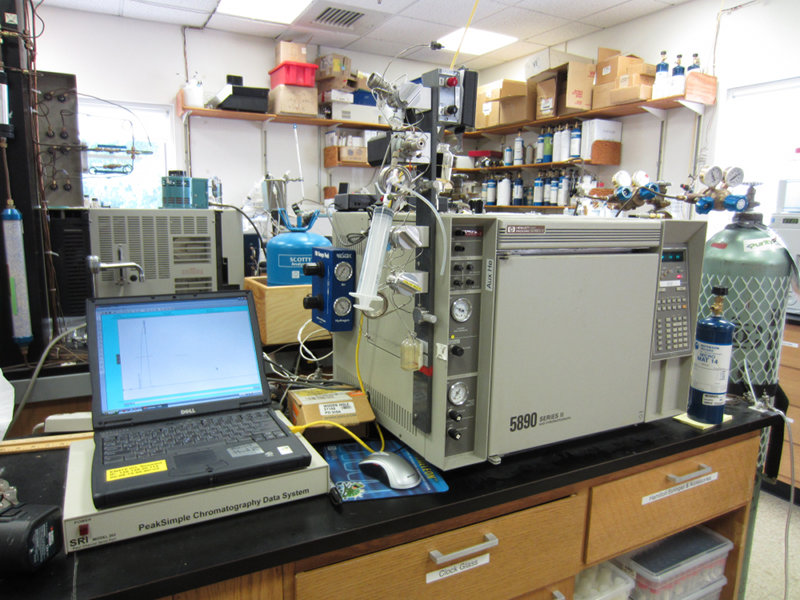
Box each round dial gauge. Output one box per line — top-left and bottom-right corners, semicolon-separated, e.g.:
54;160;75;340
724;166;745;187
334;261;353;282
450;297;473;323
333;297;352;316
700;166;722;187
448;381;469;406
612;170;632;188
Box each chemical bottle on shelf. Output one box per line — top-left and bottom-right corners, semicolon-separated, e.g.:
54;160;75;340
558;172;570;206
513;132;524;165
550;171;560;206
542;128;553;163
535;132;544;163
543;171;552;205
672;54;686;96
486;177;497;205
512;173;524;205
687;53;701;73
525;143;535;165
525;185;533;206
503;145;513;166
552;125;562;164
569;123;582;159
481;181;488;204
497;174;512;206
533;173;544;205
653;50;670;99
559;125;571;162
687;286;736;425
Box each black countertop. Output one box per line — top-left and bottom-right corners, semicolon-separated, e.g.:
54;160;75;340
0;403;781;600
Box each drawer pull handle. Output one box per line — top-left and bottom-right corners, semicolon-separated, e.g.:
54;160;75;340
429;533;498;565
552;592;566;600
667;463;712;484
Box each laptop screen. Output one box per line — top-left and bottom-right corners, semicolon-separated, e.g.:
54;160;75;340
91;294;265;419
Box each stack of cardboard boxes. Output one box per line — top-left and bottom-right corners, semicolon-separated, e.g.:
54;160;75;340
316;54;380;123
269;41;319;116
592;48;656;109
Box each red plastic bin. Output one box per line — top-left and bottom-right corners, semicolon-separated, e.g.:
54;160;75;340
269;61;319;88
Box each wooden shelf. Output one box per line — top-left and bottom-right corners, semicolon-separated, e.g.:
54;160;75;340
455;160;593;174
176;91;390;131
487;204;575;212
465;94;712;138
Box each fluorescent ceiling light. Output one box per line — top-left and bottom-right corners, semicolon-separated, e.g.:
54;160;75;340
437;28;517;56
216;0;313;25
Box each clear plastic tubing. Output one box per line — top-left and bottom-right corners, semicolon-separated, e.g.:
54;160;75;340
351;204;394;311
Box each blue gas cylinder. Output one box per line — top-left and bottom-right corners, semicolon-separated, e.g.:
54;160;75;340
687;286;736;424
266;209;331;286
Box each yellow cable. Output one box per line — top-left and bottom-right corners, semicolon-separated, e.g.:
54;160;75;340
376;421;385;452
290;420;375;454
356;313;366;395
450;0;480;69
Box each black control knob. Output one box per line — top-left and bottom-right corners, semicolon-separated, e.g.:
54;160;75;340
450;345;464;357
445;104;459;115
452;280;462;287
453;264;463;272
448;410;463;422
465;279;475;286
302;262;324;277
302;295;323;310
454;244;466;252
447;428;462;440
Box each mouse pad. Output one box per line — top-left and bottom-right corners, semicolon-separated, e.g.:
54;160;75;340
323;440;449;501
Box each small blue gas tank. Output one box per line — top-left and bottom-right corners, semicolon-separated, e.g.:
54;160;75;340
267;209;332;286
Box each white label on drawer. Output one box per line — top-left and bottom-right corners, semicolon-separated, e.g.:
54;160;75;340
641;472;719;505
319;401;356;416
426;553;490;583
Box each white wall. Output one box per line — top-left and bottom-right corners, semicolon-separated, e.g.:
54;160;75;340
34;6;440;234
476;0;800;223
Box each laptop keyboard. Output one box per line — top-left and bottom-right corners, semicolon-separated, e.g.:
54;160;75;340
101;409;286;463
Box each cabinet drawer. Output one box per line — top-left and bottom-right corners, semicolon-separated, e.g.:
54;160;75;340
778;441;800;486
781;324;800;370
586;436;759;564
511;577;574;600
295;492;587;600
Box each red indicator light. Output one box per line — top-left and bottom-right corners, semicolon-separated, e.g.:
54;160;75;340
446;76;459;87
79;524;89;536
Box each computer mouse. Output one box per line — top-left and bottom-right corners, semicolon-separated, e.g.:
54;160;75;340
358;451;421;490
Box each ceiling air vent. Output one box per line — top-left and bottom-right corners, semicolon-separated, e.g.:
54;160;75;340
313;7;364;29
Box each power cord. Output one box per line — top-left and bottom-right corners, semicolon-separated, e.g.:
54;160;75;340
289;419;385;454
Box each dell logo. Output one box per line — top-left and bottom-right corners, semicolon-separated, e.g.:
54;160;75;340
180;408;196;415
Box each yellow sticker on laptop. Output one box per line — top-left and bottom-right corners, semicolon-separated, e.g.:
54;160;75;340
106;460;168;482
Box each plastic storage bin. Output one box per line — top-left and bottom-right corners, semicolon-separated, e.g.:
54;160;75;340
682;576;727;600
616;526;733;600
575;561;635;600
269;61;319;88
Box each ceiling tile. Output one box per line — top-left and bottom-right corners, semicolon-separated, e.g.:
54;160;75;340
528;21;600;46
404;46;457;66
343;37;416;58
122;1;209;26
462;53;505;71
205;13;288;37
43;0;123;16
284;27;361;47
482;40;544;61
583;0;666;29
398;0;507;27
513;0;622;20
474;6;569;39
364;15;451;43
323;0;419;14
133;0;218;10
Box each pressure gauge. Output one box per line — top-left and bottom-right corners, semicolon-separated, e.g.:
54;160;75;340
700;165;723;187
724;166;744;187
450;297;473;323
631;170;650;187
612;170;632;187
333;297;352;316
334;261;353;282
448;381;469;406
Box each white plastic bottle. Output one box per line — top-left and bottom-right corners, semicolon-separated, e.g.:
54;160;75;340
513;132;524;165
552;124;562;164
497;175;512;206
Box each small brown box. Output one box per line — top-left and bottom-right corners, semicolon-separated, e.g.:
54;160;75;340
287;388;376;443
243;276;329;345
536;78;558;119
610;84;653;105
316;54;352;80
592;81;616;109
323;146;368;167
684;71;718;105
275;41;308;65
269;84;318;116
597;54;643;85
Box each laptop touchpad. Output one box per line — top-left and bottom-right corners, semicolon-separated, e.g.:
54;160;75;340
173;450;227;474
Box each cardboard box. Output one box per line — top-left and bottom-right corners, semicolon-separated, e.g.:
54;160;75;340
618;72;655;89
288;388;376;443
324;146;368;167
592;81;616;110
317;73;361;95
329;102;381;123
321;89;353;104
475;95;532;129
268;84;318;116
610;84;653;105
243;276;329;345
684;71;718;105
524;47;593;80
597;53;643;85
536;77;557;119
478;79;527;101
275;40;308;64
63;432;328;551
316;53;352;80
580;119;622;160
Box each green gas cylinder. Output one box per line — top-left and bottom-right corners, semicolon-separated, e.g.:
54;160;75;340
700;212;792;400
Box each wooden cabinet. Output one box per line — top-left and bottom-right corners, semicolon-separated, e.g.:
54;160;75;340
778;322;800;487
585;436;759;564
294;492;586;600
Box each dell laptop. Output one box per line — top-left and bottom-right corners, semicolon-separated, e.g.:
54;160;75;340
87;291;311;509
